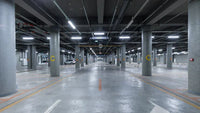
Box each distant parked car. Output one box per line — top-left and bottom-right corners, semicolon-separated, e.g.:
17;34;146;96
64;60;75;65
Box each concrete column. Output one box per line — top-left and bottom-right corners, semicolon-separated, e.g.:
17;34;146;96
117;48;120;66
50;28;60;77
86;52;89;65
112;52;115;64
142;26;152;76
129;55;131;64
164;53;167;64
38;54;42;64
167;44;172;69
60;54;64;65
81;49;84;67
32;46;37;69
0;0;16;96
153;48;157;66
137;52;140;64
27;46;32;69
121;45;126;69
75;45;80;69
188;0;200;95
27;46;37;70
48;51;50;66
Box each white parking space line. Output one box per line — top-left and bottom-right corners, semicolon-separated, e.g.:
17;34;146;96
44;100;61;113
150;101;170;113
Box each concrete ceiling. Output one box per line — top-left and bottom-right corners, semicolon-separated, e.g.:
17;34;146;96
15;0;188;55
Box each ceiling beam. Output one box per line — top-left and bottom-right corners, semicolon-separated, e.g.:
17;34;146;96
148;0;187;25
15;0;53;25
97;0;105;24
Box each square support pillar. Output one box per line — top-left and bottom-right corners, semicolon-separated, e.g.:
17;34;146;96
142;26;152;76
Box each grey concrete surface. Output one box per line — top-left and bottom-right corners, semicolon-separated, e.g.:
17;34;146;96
75;45;80;69
27;46;37;70
117;48;120;66
188;0;200;95
0;62;200;113
121;45;126;69
153;48;157;66
50;28;60;77
137;52;141;64
167;44;172;69
81;49;84;67
164;53;167;64
142;26;152;76
0;0;16;96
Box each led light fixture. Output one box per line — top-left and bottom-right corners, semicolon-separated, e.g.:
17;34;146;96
168;35;180;39
71;36;82;40
91;36;108;40
94;32;105;35
119;36;130;39
23;37;34;40
68;21;76;29
47;37;51;40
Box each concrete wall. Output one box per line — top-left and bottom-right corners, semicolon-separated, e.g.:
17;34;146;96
174;54;188;63
158;54;188;64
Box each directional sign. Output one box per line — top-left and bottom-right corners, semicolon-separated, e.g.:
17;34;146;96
146;55;151;61
50;56;55;62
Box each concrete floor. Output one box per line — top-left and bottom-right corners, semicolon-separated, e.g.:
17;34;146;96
0;62;200;113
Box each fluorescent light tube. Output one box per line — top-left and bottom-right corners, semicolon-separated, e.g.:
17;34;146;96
68;21;76;29
71;36;82;40
91;36;108;40
119;36;130;39
152;36;155;39
23;37;34;40
94;32;105;35
47;37;51;40
168;36;179;39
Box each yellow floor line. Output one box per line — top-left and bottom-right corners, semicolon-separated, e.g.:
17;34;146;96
130;74;200;110
0;75;72;112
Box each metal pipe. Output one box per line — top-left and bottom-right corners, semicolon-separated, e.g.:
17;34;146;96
120;0;150;35
103;0;120;55
112;0;130;30
164;10;186;23
81;0;94;37
52;0;81;35
142;0;169;24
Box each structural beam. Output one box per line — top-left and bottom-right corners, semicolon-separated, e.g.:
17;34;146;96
15;0;53;25
148;0;187;24
97;0;105;24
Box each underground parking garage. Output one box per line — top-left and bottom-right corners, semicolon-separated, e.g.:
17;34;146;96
0;0;200;113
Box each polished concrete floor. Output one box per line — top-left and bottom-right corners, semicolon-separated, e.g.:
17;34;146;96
0;62;200;113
